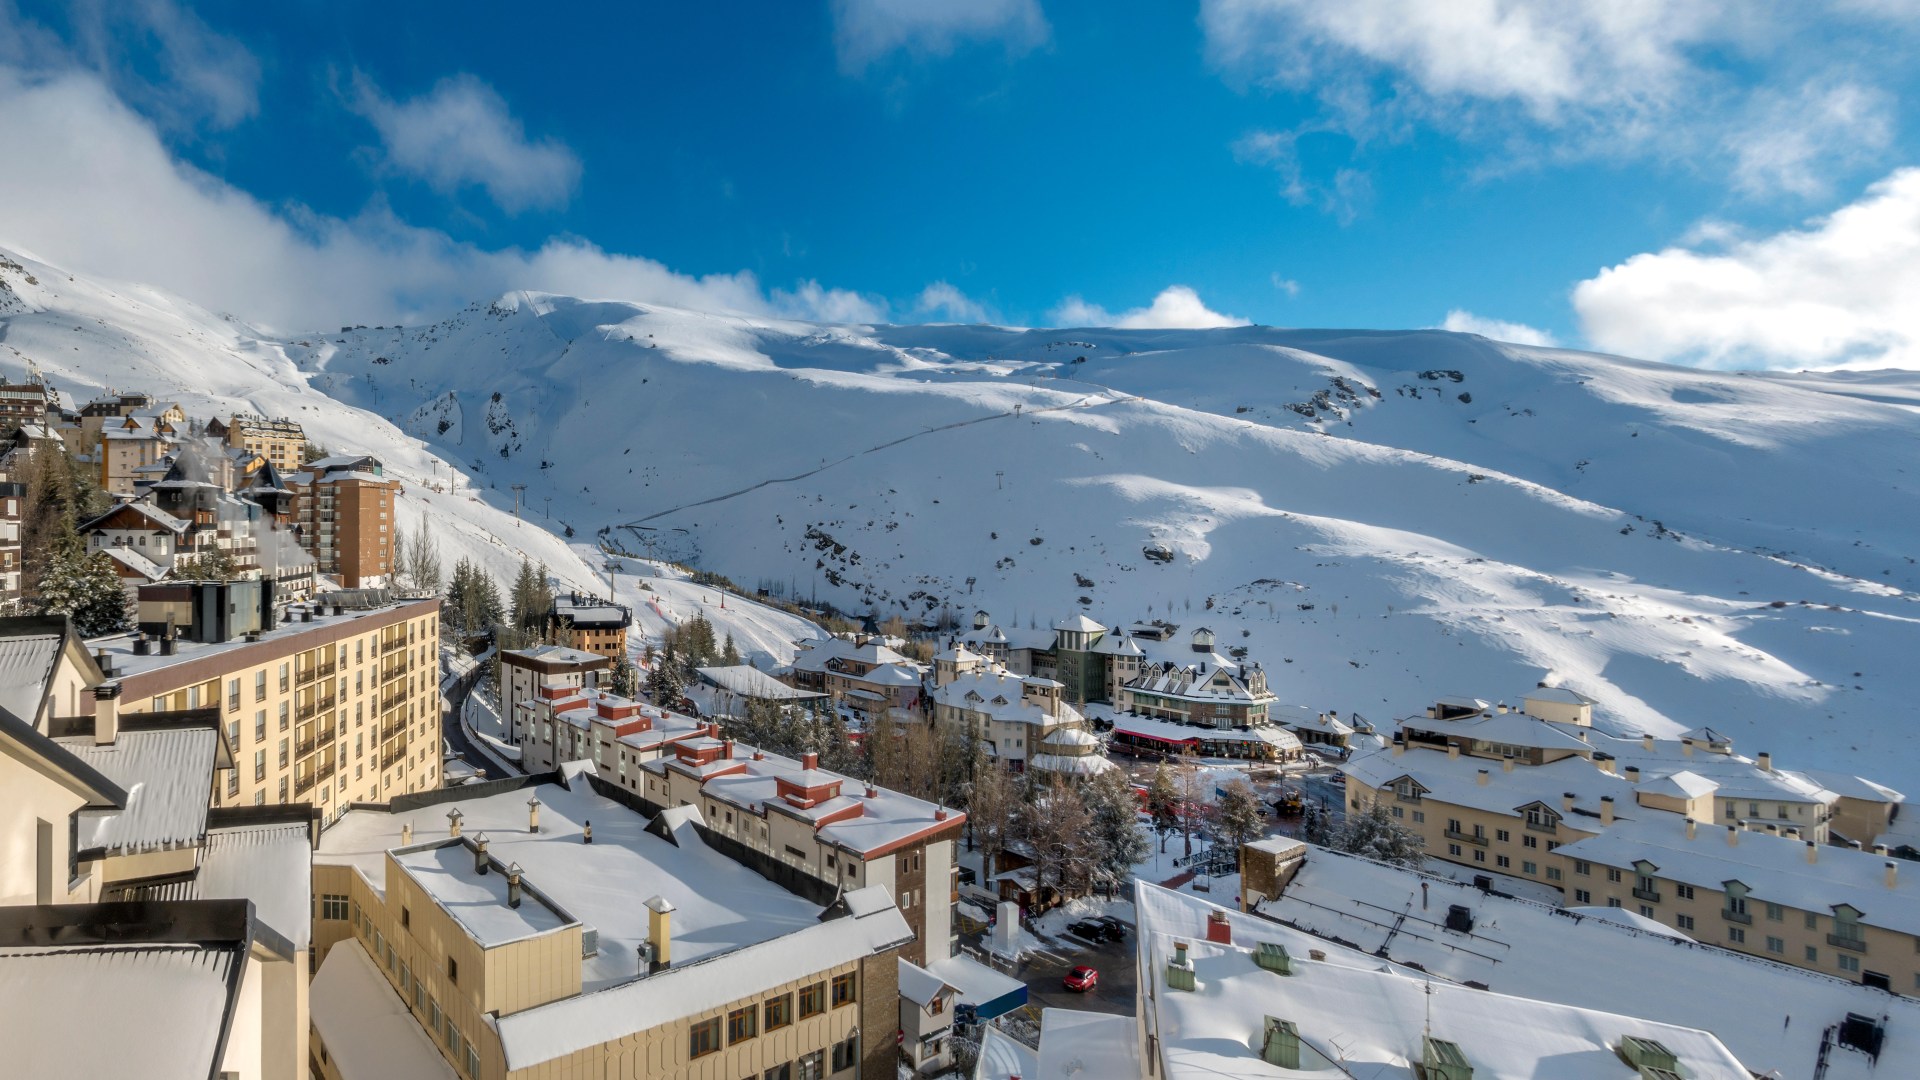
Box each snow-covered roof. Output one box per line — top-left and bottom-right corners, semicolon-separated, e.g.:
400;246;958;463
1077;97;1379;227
113;820;314;950
1137;882;1748;1080
0;624;64;723
976;1027;1041;1080
317;779;827;990
393;839;577;947
1036;1008;1143;1080
1522;686;1598;706
1343;745;1631;824
790;636;910;672
1585;730;1841;806
89;596;438;681
1053;614;1106;634
929;953;1026;1014
932;643;985;663
1042;726;1100;748
897;957;957;1007
80;499;189;535
695;664;825;700
933;669;1080;728
1028;752;1120;776
1562;905;1692;939
1796;768;1905;803
493;887;911;1070
502;643;609;668
310;940;459;1080
0;942;241;1079
860;662;925;686
1556;815;1920;936
1112;711;1302;749
100;545;168;581
1254;847;1920;1078
59;726;220;853
1638;769;1718;800
1125;661;1271;705
1399;710;1594;753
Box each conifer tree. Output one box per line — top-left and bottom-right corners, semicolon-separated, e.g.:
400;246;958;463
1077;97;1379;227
37;523;129;636
1216;777;1266;868
720;632;741;666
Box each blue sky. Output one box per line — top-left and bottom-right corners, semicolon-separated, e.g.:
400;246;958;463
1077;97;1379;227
5;1;1920;369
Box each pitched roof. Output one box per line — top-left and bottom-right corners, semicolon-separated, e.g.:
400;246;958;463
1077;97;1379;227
59;726;220;853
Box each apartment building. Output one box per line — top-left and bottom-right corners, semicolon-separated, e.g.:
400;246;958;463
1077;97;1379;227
498;645;610;744
209;413;308;476
289;453;400;587
546;591;633;663
1557;816;1920;993
310;777;911;1080
98;409;181;494
0;477;21;610
0;644;314;1079
0;382;51;432
515;684;707;774
789;636;926;726
929;649;1114;775
634;741;965;967
87;584;442;823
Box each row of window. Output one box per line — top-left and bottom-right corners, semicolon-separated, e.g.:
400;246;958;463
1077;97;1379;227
690;975;857;1060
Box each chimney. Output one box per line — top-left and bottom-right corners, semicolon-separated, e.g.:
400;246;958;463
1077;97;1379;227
507;863;524;908
1726;825;1739;847
401;821;413;845
644;895;676;971
1806;840;1818;865
1641;733;1654;751
132;634;151;656
583;820;593;844
1206;910;1232;945
92;681;122;746
447;807;463;837
722;739;734;760
1308;949;1326;961
1681;742;1693;758
753;751;766;761
93;649;112;679
935;807;948;821
1166;941;1195;991
1624;765;1640;783
1597;755;1615;775
475;833;490;874
1392;736;1405;757
160;634;176;656
865;784;878;798
1496;702;1508;714
1600;796;1615;825
1757;751;1773;773
528;795;541;833
1685;817;1696;840
1447;745;1460;760
1887;861;1899;889
1874;844;1890;857
1561;792;1575;814
1501;757;1515;773
1476;768;1490;787
802;752;819;770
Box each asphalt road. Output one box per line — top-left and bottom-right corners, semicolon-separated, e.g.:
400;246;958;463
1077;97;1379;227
440;663;498;781
1010;925;1138;1018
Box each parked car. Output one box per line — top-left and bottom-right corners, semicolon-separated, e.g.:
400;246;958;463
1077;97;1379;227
1066;919;1108;942
1092;915;1131;942
1063;966;1099;992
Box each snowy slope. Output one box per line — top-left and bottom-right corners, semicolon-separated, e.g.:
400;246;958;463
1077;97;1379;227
6;248;1918;789
0;248;821;667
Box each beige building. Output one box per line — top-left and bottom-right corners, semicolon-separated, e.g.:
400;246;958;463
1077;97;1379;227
290;453;401;587
211;413;308;476
89;586;443;824
311;778;912;1080
516;684;707;774
789;636;926;726
499;644;610;744
930;648;1115;776
547;592;633;663
0;614;313;1079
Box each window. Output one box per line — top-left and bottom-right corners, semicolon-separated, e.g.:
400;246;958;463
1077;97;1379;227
227;679;241;712
1446;818;1462;834
1448;843;1462;857
1807;912;1820;930
1574;889;1592;903
1806;945;1819;962
254;712;266;742
832;972;856;1007
1766;936;1785;954
279;738;289;768
448;1024;462;1061
763;993;792;1031
1412;810;1425;823
1607;868;1623;883
1522;861;1538;875
255;671;267;701
796;1049;826;1080
1523;835;1538;849
1390;805;1404;819
402;907;410;929
278;776;288;803
1607;897;1622;908
447;957;458;984
1495;855;1510;868
1574;860;1591;876
1639;905;1654;917
689;1017;721;1058
429;998;442;1038
413;979;425;1010
1766;902;1784;922
1472;849;1486;863
832;1034;860;1071
728;1006;757;1044
254;749;266;781
798;981;826;1019
1677;914;1695;931
1728;926;1746;944
465;1044;480;1077
1676;884;1695;901
279;702;289;730
320;894;350;920
1496;829;1510;843
1839;954;1861;974
1545;866;1562;881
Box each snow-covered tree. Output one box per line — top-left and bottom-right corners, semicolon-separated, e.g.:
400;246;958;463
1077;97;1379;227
173;547;238;582
1216;777;1265;867
1332;799;1426;868
1300;797;1337;847
719;632;741;666
610;652;639;698
37;526;128;637
401;517;442;595
1084;767;1150;892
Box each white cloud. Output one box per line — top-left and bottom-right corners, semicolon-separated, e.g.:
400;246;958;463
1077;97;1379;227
0;66;914;334
1204;1;1907;200
831;0;1049;73
9;0;259;132
1440;309;1557;347
1573;168;1920;370
913;281;992;323
1270;273;1300;297
348;72;581;213
1051;286;1251;329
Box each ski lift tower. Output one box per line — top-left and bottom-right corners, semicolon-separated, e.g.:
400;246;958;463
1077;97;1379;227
510;483;526;524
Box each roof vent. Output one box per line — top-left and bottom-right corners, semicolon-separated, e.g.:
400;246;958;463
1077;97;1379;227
1261;1017;1301;1069
1422;1036;1473;1080
1617;1036;1679;1073
1445;904;1474;933
1253;941;1293;975
1166;941;1196;992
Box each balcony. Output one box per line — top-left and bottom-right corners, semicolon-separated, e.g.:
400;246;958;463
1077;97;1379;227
318;724;337;745
317;660;337;679
295;737;317;758
1443;828;1489;847
1827;933;1867;953
295;773;315;796
381;750;404;771
316;761;337;782
381;720;406;742
1722;908;1753;925
316;692;337;712
1524;819;1558;834
296;666;317;686
296;702;317;722
1631;887;1661;904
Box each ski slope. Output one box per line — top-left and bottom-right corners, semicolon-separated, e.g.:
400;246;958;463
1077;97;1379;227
5;247;1917;788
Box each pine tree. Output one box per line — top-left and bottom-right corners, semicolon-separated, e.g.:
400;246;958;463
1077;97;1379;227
174;547;238;582
1084;767;1150;893
37;524;129;636
1216;778;1265;869
645;644;685;706
1333;799;1426;868
1300;798;1337;847
719;632;741;666
1145;762;1180;850
610;652;639;698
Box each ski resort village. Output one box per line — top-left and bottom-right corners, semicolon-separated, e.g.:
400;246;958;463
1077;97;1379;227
11;5;1920;1077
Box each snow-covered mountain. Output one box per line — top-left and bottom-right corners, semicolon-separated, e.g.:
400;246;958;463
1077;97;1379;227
6;245;1919;788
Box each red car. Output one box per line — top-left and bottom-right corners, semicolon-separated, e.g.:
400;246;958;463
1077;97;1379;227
1063;966;1099;992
